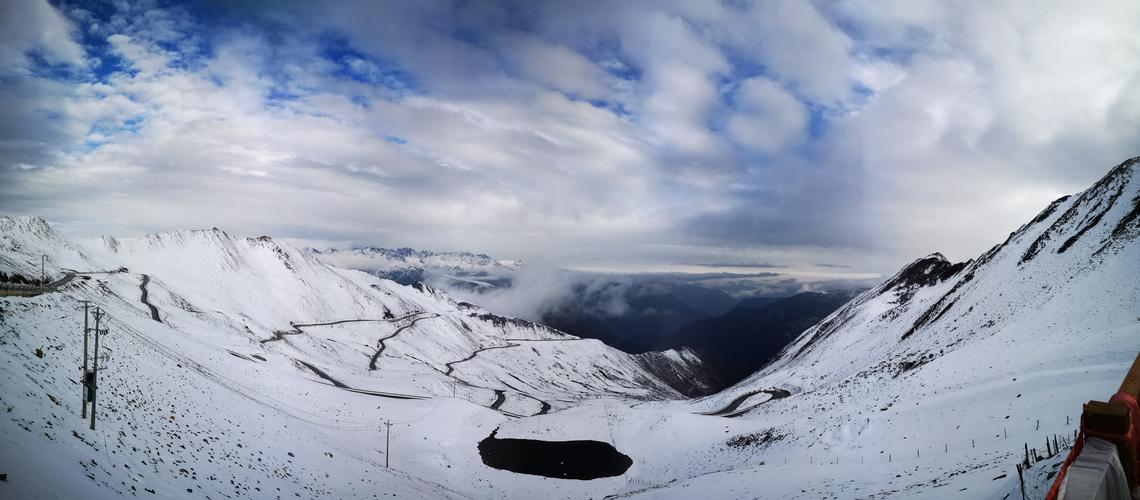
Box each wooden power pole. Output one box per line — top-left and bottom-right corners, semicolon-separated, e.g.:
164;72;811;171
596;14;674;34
81;301;90;418
383;420;394;468
89;308;106;430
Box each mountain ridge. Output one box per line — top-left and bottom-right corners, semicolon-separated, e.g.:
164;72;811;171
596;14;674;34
2;156;1138;498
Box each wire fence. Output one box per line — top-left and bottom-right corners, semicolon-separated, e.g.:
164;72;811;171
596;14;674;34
728;414;1083;467
609;417;1085;499
1015;434;1075;500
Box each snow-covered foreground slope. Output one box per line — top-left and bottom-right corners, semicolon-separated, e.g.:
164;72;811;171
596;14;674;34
2;156;1138;499
635;156;1140;498
0;220;704;498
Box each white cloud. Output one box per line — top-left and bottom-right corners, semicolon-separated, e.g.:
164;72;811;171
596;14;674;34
827;0;1140;262
2;0;1139;275
0;0;85;67
726;77;808;154
747;0;855;103
499;36;615;101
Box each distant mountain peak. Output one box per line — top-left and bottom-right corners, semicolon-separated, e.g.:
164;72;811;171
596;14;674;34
1019;154;1140;264
880;252;965;293
311;245;517;273
0;215;56;238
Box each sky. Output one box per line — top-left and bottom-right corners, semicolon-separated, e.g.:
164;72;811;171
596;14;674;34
2;0;1139;275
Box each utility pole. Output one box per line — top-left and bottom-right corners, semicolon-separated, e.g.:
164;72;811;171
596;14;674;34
81;301;90;418
383;420;394;468
41;255;45;286
89;308;106;431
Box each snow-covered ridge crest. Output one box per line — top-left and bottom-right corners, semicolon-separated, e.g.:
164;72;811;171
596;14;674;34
1020;156;1140;262
746;155;1140;386
0;215;94;277
2;219;700;401
0;215;55;237
656;157;1140;498
3;157;1138;499
312;246;519;274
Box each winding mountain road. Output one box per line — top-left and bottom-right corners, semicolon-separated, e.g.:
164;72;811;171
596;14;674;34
368;313;440;370
260;313;578;417
139;274;162;323
439;339;594;416
701;388;792;418
295;359;428;400
443;342;521;376
490;390;506;410
260;311;428;344
536;400;552;415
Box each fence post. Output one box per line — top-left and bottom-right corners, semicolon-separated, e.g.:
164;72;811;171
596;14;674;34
1017;463;1027;500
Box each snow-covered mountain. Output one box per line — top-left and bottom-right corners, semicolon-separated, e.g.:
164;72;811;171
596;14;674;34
309;246;518;290
2;156;1138;499
653;156;1140;497
0;219;707;498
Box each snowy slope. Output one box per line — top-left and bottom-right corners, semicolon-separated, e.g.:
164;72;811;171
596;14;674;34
2;156;1138;499
0;219;705;499
451;155;1137;499
638;156;1140;498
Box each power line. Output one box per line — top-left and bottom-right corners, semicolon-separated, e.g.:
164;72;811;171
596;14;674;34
64;290;436;433
106;315;380;431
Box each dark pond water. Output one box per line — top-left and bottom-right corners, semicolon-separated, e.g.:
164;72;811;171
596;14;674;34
478;429;632;480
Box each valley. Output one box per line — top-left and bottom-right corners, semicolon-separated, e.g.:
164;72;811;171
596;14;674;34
1;157;1139;498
